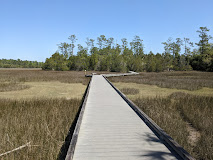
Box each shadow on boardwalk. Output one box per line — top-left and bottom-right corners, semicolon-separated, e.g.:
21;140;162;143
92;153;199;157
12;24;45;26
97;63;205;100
136;132;181;160
139;151;177;160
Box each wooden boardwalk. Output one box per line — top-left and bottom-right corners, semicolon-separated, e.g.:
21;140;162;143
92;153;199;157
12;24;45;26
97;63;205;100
101;71;139;77
67;75;182;160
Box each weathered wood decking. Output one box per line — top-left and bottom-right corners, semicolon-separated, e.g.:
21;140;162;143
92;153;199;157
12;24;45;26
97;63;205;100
85;71;139;77
102;71;139;77
67;75;182;160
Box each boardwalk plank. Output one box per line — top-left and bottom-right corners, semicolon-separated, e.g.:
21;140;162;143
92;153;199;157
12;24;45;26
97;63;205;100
72;75;180;160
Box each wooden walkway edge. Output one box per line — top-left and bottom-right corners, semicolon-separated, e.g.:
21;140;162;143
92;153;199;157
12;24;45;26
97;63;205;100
65;74;194;160
104;76;194;160
65;80;92;160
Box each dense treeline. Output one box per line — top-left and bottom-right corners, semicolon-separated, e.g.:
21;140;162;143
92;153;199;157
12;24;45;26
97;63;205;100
0;59;43;68
42;27;213;72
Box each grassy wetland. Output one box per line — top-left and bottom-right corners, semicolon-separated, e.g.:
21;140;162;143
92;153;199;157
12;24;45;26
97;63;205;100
109;71;213;160
0;69;89;159
1;70;213;160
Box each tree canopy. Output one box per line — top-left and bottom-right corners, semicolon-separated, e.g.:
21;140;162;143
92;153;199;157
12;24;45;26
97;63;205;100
0;59;43;68
38;27;213;72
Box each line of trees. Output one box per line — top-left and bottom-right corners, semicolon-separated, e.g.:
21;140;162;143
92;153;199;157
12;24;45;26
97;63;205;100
0;59;43;68
42;27;212;72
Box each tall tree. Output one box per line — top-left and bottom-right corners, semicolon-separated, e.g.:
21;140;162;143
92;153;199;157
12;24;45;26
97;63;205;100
184;38;194;55
89;47;99;70
111;44;122;72
68;34;77;56
107;37;114;48
196;27;212;55
97;35;107;49
42;52;68;71
145;51;156;72
191;27;213;71
162;38;183;57
162;38;183;70
76;44;88;70
58;42;71;59
86;38;95;57
130;35;144;56
121;38;128;49
184;38;193;69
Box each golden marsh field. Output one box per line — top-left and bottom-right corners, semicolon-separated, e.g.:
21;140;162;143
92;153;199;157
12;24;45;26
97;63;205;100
0;70;213;159
109;71;213;160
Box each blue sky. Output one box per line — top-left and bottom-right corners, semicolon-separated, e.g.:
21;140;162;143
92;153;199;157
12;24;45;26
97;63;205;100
0;0;213;62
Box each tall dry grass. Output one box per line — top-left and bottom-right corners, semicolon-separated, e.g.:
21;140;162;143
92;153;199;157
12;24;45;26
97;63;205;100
133;96;192;155
0;70;90;159
173;93;213;160
133;93;213;160
109;71;213;91
0;70;91;94
111;71;213;159
0;82;30;92
120;88;139;95
0;70;89;85
0;98;81;160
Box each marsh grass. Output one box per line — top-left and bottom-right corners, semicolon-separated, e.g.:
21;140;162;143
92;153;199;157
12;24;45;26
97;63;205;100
133;93;213;160
0;98;81;160
172;93;213;160
0;82;30;92
133;96;192;155
0;70;90;85
112;71;213;159
0;70;90;159
0;82;86;100
114;82;213;100
120;88;139;95
0;70;90;99
109;71;213;91
1;70;212;159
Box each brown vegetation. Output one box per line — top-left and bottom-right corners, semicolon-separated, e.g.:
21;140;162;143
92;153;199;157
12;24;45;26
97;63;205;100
0;70;90;159
109;71;213;91
1;70;212;159
0;70;89;85
112;71;213;160
0;98;81;160
173;93;213;159
114;82;213;100
0;82;86;100
120;88;139;95
0;82;30;92
133;93;213;159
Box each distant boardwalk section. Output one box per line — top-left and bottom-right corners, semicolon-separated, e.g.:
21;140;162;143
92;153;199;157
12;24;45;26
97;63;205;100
102;71;139;77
